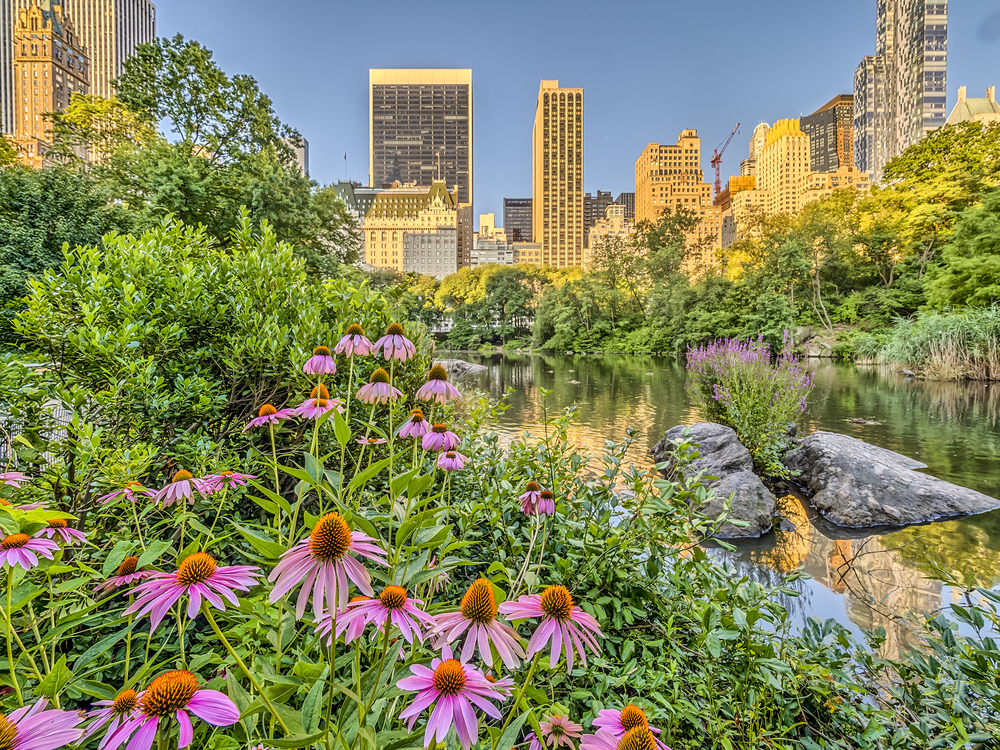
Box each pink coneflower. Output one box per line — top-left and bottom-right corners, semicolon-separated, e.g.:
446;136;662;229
436;452;467;471
244;403;296;431
0;697;85;750
422;424;459;452
519;482;543;515
591;706;669;750
81;688;140;745
397;644;502;750
200;470;257;494
399;408;430;439
152;470;203;508
536;490;556;515
333;585;436;645
356;437;387;445
34;518;87;545
96;556;153;594
499;585;603;672
0;471;29;488
335;324;375;357
294;397;345;420
97;481;156;505
483;672;515;698
303;345;336;376
432;578;525;669
0;533;59;570
356;368;403;404
124;552;260;633
373;323;417;363
427;555;451;595
268;512;388;619
99;670;239;750
531;715;584;749
415;365;462;404
581;727;665;750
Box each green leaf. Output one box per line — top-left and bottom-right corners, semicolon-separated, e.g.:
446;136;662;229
72;621;138;672
333;409;352;447
346;457;391;495
136;539;172;569
495;709;531;750
301;666;328;733
102;539;133;577
266;732;326;748
232;522;286;559
36;655;72;699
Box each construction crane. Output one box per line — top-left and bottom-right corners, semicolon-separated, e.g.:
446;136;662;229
711;122;741;199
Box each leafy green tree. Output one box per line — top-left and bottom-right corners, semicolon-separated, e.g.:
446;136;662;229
925;188;1000;308
0;137;18;168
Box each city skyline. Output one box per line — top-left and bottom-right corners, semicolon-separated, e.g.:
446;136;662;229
153;1;995;226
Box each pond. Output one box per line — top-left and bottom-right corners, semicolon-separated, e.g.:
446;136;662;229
447;350;1000;657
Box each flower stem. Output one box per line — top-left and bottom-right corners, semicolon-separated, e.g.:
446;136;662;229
130;500;146;551
324;611;338;750
206;485;230;543
492;653;540;750
201;605;291;735
3;572;23;705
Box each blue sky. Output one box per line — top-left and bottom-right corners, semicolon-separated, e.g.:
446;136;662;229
158;0;1000;226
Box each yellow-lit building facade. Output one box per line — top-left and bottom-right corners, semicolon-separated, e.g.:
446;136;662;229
757;118;811;216
634;129;722;274
360;181;459;278
799;166;871;208
9;0;89;168
532;80;584;267
583;204;634;268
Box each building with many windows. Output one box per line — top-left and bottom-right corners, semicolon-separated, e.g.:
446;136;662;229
584;203;634;268
503;197;532;243
583;189;613;245
614;191;634;221
801;95;854;173
532;80;584;267
853;0;948;182
757;119;812;217
369;69;472;206
470;213;514;268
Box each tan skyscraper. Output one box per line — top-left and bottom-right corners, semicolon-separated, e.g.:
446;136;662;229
756;119;811;216
532;80;584;267
10;0;89;167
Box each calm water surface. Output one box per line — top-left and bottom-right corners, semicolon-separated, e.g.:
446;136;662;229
449;351;1000;656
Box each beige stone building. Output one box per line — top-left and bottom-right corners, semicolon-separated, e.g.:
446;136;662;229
9;0;89;168
583;204;634;268
946;86;1000;126
634;129;722;274
756;118;811;217
360;181;459;279
532;80;584;267
799;166;871;208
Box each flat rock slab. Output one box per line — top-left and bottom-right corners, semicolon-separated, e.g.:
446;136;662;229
783;431;999;527
652;422;775;539
434;359;487;380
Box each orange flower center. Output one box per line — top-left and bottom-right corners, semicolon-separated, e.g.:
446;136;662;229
126;481;143;488
117;556;139;576
540;491;554;500
311;384;330;399
616;727;656;750
48;519;68;529
112;689;139;716
620;705;649;731
0;534;29;550
346;324;365;336
141;670;199;716
428;365;449;381
172;470;193;483
350;595;370;604
0;499;9;507
309;513;352;561
369;368;390;384
0;714;16;749
432;659;466;696
379;585;408;610
525;482;540;492
459;578;497;625
431;423;449;434
444;452;457;459
539;585;574;620
409;409;425;422
176;553;217;586
258;404;277;417
385;323;405;336
313;346;331;356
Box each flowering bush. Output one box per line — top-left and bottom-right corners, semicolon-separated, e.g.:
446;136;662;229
685;335;814;478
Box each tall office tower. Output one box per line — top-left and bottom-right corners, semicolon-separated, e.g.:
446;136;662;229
456;204;473;269
583;189;613;245
532;80;584;267
853;0;947;181
613;192;634;221
10;0;89;167
369;69;473;206
756;119;811;216
503;198;532;242
801;95;855;173
634;130;721;274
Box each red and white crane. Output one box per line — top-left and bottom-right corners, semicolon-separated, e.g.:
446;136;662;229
711;123;741;199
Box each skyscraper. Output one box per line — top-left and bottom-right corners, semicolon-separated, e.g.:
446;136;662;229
2;0;155;135
503;198;532;243
800;95;854;173
532;80;584;267
369;69;473;206
583;190;613;246
853;0;947;181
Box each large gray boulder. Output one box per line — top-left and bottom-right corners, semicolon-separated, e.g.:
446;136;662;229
434;359;487;380
651;422;775;539
783;431;1000;527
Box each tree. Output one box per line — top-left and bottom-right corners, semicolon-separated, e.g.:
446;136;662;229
47;94;157;164
0;138;18;168
925;188;1000;308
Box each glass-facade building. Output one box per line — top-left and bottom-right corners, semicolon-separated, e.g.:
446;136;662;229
369;69;472;206
801;95;854;173
503;198;532;243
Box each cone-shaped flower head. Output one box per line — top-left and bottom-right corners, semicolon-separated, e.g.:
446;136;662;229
100;670;240;750
96;555;153;594
416;365;462;404
432;578;525;669
200;470;256;494
98;481;156;505
0;533;58;570
331;585;436;645
124;553;260;633
581;726;665;750
356;368;403;404
244;403;296;431
303;345;336;375
436;451;467;471
82;688;140;745
268;512;388;619
397;645;503;749
0;697;85;750
152;470;203;508
534;714;584;749
293;395;345;420
422;423;459;452
519;482;544;515
537;490;556;515
399;408;430;439
591;705;670;750
499;585;603;672
374;323;416;362
335;324;375;357
35;518;87;545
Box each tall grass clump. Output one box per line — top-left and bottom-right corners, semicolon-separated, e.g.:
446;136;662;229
875;306;1000;380
685;335;814;478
